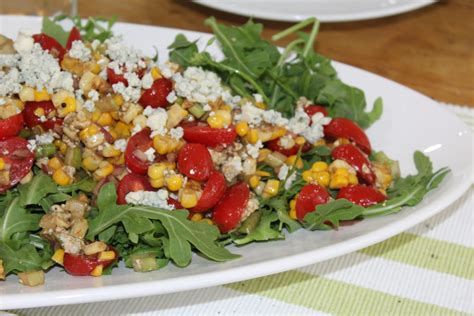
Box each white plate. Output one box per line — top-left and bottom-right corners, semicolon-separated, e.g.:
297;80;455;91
195;0;434;22
0;16;472;310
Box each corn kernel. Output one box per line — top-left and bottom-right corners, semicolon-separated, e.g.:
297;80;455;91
249;175;261;189
91;110;102;122
148;163;167;180
201;218;214;225
97;112;113;126
150;178;164;189
314;171;331;187
334;168;349;177
110;111;120;120
90;63;101;74
52;169;72;186
153;135;179;155
290;199;296;211
207;114;225;129
255;170;271;177
179;189;198;208
215;110;232;125
330;175;349;189
48;157;63;170
190;213;203;222
114;122;131;138
165;174;183;191
90;265;103;277
19;86;35;102
289;208;297;220
255;101;266;109
220;105;232;112
269;127;286;140
348;174;359;185
34;89;51;102
312;161;328;172
113;94;124;107
33;107;45;117
94;161;114;179
235;121;249;137
79;124;100;140
295;137;306;146
82;156;101;171
257;149;271;162
0;158;5;170
98;251;116;261
262;179;280;198
51;249;65;265
302;170;314;182
335;137;350;145
247;128;259;144
313;139;326;146
151;67;162;80
102;145;121;157
286;155;303;169
56;96;76;117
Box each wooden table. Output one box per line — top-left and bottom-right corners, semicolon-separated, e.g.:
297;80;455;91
2;0;473;107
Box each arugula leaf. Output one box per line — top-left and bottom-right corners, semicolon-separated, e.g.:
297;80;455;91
52;15;117;42
18;171;58;206
87;183;239;266
232;212;283;245
58;177;96;193
304;199;365;230
0;239;52;274
0;197;42;241
168;34;199;67
42;17;69;46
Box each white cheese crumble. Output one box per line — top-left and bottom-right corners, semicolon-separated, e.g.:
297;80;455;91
278;164;289;180
105;36;143;72
288;107;310;135
221;156;243;182
170;127;184;140
253;93;263;103
173;66;225;104
113;139;127;152
112;81;140;102
144;147;156;162
141;73;153;89
158;63;177;79
145;107;168;136
239;102;288;127
68;40;91;62
13;28;34;54
300;112;332;144
166;91;177;104
203;104;212;111
88;89;99;102
246;141;263;159
125;189;174;210
83;100;95;112
27;131;55;151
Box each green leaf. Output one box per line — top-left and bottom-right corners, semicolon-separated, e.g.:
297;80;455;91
0;197;42;241
41;17;69;47
168;34;199;67
304;199;365;230
58;177;96;193
18;172;58;206
0;239;53;274
233;212;283;245
38;192;71;212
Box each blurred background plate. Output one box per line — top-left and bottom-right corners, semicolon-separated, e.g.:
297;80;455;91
195;0;434;22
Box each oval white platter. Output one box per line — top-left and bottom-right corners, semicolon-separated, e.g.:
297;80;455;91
0;15;471;310
194;0;434;23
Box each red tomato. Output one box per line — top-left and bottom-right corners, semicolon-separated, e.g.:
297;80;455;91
125;128;154;174
23;101;61;131
138;78;172;108
266;137;311;157
337;185;386;207
107;67;146;86
117;173;153;205
32;33;66;60
0;113;24;140
324;118;371;154
212;182;250;233
295;184;330;221
183;125;237;148
168;197;183;209
331;144;375;185
65;27;81;50
0;137;35;193
192;171;227;212
63;249;117;276
304;104;329;117
177;143;213;181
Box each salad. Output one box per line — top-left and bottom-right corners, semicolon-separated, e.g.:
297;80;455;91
0;16;449;286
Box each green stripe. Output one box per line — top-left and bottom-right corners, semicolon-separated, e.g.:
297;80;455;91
226;270;466;315
360;233;474;280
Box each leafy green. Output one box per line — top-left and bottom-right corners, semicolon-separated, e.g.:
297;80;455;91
58;177;96;193
18;171;58;206
42;17;69;46
0;197;42;241
87;183;239;267
0;240;53;274
232;212;283;245
304;199;365;230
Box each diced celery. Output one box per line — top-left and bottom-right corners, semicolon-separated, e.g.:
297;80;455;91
65;147;82;168
238;211;262;234
188;104;206;119
35;143;57;158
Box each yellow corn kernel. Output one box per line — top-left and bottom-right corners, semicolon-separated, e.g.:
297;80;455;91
51;249;65;265
246;128;258;144
255;101;266;109
108;129;118;141
108;153;125;166
314;171;331;187
249;175;261;189
151;67;162;80
257;149;271;162
34;89;51;102
255;170;271;177
153;135;179;155
79;124;100;140
94;161;114;179
330;175;349;189
148;163;167;180
270;127;286;141
214;110;232;125
190;213;203;222
207;114;225;129
90;63;101;74
0;158;4;170
98;251;116;261
201;218;214;225
82;156;101;172
150;178;165;189
33;107;45;117
114;122;131;138
113;94;124;107
302;170;314;182
334;168;349;177
348;174;359;185
52;169;72;186
102;145;121;158
97;112;114;126
289;208;297;220
179;189;198;208
262;179;280;198
53;140;67;154
165;174;183;191
290;199;296;211
311;161;328;173
48;157;63;170
336;137;350;145
235;121;249;137
19;86;35;102
313;139;326;146
57;96;76;117
110;111;120;120
90;265;103;277
295;136;306;146
220;105;232;112
286;155;303;169
91;110;102;122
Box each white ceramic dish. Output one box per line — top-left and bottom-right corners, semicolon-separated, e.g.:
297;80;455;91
195;0;434;22
0;16;472;310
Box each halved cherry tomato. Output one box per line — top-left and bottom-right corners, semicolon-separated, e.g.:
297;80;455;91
63;248;117;276
138;78;172;108
65;27;81;50
168;197;183;209
125;128;154;174
177;143;213;181
23;101;61;130
117;173;153;205
212;182;250;233
324;118;371;154
183;125;237;148
32;33;66;60
0;137;34;193
295;184;330;221
331;144;375;185
337;185;386;207
266;137;311;157
0;113;24;140
107;66;146;86
191;171;227;212
304;104;328;117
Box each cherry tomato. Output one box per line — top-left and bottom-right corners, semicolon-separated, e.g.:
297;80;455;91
266;137;311;157
107;67;146;86
212;182;250;233
65;27;81;50
117;173;153;205
23;101;61;131
191;171;227;212
177;143;213;181
168;197;183;209
32;33;66;60
138;78;172;108
337;185;386;207
331;144;375;185
183;125;237;148
304;105;329;117
63;248;117;276
324;118;371;154
0;113;24;140
0;137;34;193
125;128;154;174
295;184;330;221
